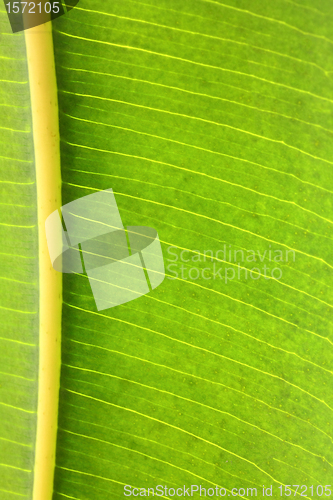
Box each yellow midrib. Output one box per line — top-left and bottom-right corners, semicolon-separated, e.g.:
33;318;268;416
25;20;62;500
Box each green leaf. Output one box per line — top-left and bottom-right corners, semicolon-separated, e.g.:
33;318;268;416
0;13;39;499
1;0;333;499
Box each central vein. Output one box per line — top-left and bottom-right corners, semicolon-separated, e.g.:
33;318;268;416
25;19;62;500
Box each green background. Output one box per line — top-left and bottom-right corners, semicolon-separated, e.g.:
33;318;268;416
1;0;333;498
0;9;39;499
